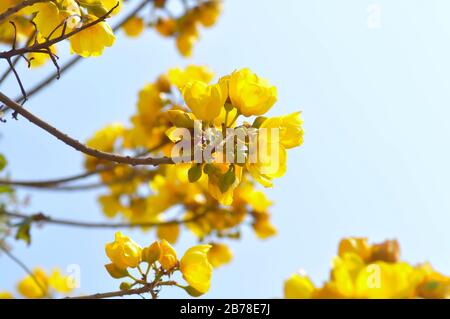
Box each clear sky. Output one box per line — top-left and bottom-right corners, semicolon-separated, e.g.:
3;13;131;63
1;0;450;298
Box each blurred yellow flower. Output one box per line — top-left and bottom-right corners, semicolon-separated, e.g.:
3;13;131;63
168;65;214;88
123;16;145;37
0;291;13;299
207;243;233;268
17;268;48;299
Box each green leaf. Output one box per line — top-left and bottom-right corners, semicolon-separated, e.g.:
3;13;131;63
188;164;202;183
219;169;236;193
0;154;6;171
0;185;12;194
15;221;31;245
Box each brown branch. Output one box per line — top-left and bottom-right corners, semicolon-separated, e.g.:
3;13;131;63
0;168;157;191
0;91;176;166
0;166;112;188
0;4;119;60
0;0;52;24
66;281;176;299
1;0;153;109
4;211;207;229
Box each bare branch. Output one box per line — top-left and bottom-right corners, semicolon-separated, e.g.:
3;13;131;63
0;3;120;60
4;211;207;229
1;0;152;109
0;166;113;188
0;91;177;166
66;281;176;299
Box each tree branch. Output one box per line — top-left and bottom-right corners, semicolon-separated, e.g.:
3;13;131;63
1;0;153;109
0;166;113;188
4;211;207;229
0;91;176;166
66;281;176;299
0;3;120;60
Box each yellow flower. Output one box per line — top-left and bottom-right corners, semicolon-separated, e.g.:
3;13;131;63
260;112;304;149
81;0;122;15
158;239;178;271
284;273;316;299
48;269;74;294
70;16;115;57
355;262;419;298
123;16;145;37
176;24;199;57
28;44;57;68
105;232;142;269
246;143;287;188
338;237;372;262
252;212;277;239
180;245;213;294
0;291;13;299
168;65;214;88
415;263;450;299
198;1;222;28
17;268;48;299
207;243;233;268
21;2;64;39
183;81;227;121
157;224;180;244
228;68;277;117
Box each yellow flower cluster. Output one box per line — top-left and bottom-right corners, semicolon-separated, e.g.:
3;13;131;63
105;232;214;296
153;0;223;57
0;0;221;67
86;65;293;262
0;267;74;299
0;0;118;60
284;237;450;299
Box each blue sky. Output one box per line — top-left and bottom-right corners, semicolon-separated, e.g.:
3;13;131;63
2;0;450;298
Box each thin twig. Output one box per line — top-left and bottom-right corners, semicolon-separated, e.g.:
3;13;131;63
0;4;120;60
0;245;47;296
0;91;177;166
66;281;176;299
0;166;113;188
4;211;207;229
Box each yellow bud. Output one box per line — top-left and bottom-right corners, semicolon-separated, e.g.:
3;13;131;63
142;241;162;264
159;240;178;270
